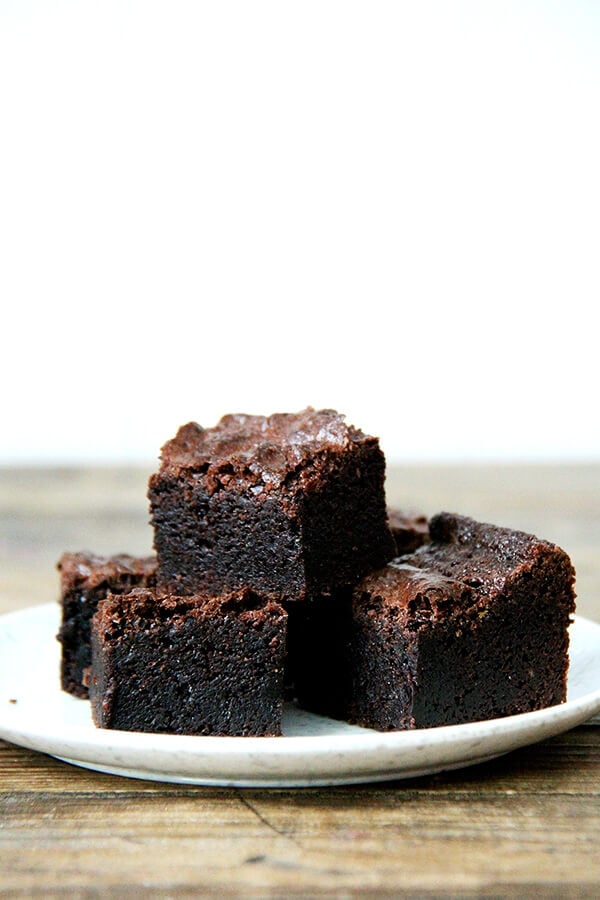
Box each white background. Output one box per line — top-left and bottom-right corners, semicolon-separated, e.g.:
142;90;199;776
1;1;598;464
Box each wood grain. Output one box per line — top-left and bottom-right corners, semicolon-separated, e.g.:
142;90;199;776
0;465;599;896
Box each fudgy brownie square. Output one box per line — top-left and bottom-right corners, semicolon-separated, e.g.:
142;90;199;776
57;552;157;698
89;587;287;736
346;513;576;730
148;408;395;601
387;507;430;555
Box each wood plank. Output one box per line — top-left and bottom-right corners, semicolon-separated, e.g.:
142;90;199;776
1;729;598;893
1;783;599;894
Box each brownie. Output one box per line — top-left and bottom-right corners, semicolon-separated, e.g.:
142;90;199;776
89;587;287;736
57;552;157;698
387;507;430;555
345;513;576;730
148;408;395;601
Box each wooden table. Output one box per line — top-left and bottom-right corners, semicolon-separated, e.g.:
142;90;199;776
1;465;599;897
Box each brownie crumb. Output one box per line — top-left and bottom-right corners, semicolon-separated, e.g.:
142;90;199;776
89;587;287;736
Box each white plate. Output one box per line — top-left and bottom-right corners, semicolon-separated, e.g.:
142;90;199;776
1;603;599;787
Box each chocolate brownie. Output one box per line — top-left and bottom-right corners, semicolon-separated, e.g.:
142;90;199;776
148;408;395;601
89;587;287;736
345;513;576;730
387;508;430;555
57;552;156;698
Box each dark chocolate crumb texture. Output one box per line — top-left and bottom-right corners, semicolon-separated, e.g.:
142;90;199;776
89;587;287;736
57;552;157;698
149;408;395;601
292;513;576;730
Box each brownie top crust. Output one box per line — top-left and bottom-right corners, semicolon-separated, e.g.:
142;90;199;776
403;512;575;599
94;586;286;640
155;408;380;490
354;561;480;632
58;552;157;592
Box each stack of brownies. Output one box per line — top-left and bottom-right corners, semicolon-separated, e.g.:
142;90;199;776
57;408;576;736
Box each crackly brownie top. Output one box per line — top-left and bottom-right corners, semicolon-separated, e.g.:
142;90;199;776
94;586;286;641
155;407;380;490
354;561;480;632
402;512;575;598
58;552;157;592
